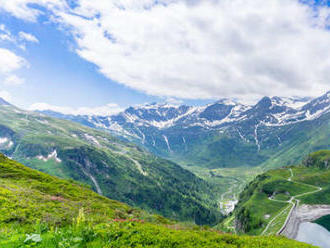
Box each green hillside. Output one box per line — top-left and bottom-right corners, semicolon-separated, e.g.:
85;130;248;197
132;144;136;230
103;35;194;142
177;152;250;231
234;150;330;235
0;104;220;225
0;155;313;247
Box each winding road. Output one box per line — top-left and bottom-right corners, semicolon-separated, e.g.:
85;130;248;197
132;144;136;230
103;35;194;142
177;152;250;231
261;168;322;236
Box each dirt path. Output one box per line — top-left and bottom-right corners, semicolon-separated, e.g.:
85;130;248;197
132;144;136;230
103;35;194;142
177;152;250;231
261;168;323;236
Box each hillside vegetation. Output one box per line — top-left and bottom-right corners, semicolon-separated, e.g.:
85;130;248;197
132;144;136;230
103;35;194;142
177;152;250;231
234;150;330;235
0;104;220;225
0;155;313;247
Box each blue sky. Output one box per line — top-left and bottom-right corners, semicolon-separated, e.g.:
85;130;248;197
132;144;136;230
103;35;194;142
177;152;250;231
0;0;329;115
0;10;187;111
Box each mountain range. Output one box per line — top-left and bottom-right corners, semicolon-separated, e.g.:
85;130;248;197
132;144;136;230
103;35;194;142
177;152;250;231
40;91;330;169
0;100;221;225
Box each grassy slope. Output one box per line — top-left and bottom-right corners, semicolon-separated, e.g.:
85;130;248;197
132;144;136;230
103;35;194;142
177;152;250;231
0;105;220;225
261;113;330;169
0;155;313;247
234;150;330;235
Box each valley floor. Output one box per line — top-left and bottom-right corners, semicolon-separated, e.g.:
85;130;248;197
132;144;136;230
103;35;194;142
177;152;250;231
184;165;262;232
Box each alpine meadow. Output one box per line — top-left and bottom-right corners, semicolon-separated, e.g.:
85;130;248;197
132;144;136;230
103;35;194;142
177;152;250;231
0;0;329;247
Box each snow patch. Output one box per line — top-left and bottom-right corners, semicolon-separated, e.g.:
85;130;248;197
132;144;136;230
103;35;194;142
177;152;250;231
36;150;62;163
136;128;145;144
237;129;248;143
162;135;172;152
0;137;13;148
0;137;8;144
254;124;261;152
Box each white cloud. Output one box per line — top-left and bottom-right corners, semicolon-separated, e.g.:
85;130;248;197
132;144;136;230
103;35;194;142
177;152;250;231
0;48;27;87
1;0;330;100
0;24;15;42
29;102;124;116
164;97;184;105
18;31;39;43
0;48;27;74
0;0;67;22
4;75;25;85
0;24;39;51
0;90;12;102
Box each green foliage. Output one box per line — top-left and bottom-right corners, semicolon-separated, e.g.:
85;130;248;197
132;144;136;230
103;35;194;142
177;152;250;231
0;154;144;227
0;155;313;247
1;219;313;248
0;105;221;225
303;150;330;169
313;215;330;231
234;150;330;235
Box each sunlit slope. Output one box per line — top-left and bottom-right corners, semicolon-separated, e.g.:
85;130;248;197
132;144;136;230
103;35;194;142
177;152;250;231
0;154;313;247
234;150;330;235
0;104;220;225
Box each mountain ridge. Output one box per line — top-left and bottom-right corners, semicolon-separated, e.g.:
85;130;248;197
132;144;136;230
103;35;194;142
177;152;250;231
0;103;221;225
38;91;330;168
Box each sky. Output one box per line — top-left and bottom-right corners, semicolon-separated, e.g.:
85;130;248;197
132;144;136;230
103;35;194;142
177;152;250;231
0;0;329;115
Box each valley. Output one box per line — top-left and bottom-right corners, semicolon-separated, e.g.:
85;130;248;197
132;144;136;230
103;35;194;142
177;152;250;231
0;154;312;247
1;1;329;246
0;94;328;247
186;165;261;215
0;101;222;225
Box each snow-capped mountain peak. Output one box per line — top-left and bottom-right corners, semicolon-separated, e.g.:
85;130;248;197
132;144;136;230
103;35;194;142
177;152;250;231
37;92;330;145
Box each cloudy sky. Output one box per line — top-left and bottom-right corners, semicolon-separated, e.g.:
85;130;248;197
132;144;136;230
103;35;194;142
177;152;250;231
0;0;329;115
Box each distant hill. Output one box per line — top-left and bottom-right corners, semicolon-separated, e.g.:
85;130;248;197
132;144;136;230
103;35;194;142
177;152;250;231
39;92;330;169
0;154;313;247
0;101;220;225
234;150;330;235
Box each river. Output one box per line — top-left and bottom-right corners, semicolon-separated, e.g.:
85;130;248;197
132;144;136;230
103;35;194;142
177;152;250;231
296;222;330;248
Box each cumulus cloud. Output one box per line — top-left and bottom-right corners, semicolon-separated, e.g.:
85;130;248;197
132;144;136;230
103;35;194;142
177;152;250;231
0;48;27;74
18;31;39;43
1;0;330;100
29;102;124;116
0;0;67;22
0;48;27;87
